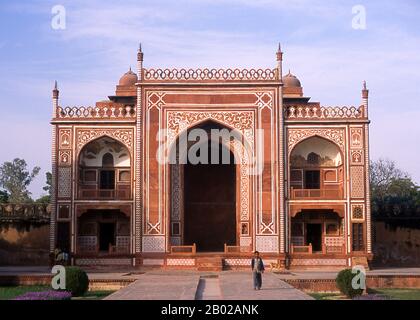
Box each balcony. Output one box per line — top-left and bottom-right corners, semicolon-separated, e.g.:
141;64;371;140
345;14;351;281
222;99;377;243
77;236;130;255
291;243;345;254
290;187;343;200
78;185;131;200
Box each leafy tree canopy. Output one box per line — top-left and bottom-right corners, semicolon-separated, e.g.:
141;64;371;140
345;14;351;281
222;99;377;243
371;158;419;218
0;190;9;203
0;158;40;203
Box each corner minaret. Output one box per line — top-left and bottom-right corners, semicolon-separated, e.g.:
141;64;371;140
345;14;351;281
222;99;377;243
137;43;144;77
135;43;144;258
276;43;283;82
362;80;372;255
50;81;59;255
362;80;369;118
52;81;59;117
277;43;286;256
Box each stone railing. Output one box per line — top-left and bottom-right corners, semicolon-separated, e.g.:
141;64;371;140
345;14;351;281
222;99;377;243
285;105;365;120
0;203;51;222
56;105;135;119
169;244;196;255
224;244;252;254
143;68;278;82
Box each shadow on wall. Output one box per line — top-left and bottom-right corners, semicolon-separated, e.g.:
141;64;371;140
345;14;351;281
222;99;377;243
373;220;420;267
0;223;50;265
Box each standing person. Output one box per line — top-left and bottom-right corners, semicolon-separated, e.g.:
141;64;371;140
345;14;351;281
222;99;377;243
251;251;265;290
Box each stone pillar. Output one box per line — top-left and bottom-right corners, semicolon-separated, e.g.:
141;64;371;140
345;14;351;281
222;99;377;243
276;44;286;254
50;82;59;255
135;45;144;257
362;81;372;254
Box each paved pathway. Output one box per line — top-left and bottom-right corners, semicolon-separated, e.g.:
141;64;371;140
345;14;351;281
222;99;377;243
105;271;313;300
195;276;223;300
105;273;199;300
219;272;313;300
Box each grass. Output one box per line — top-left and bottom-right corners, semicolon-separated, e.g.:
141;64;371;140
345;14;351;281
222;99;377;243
308;292;343;300
0;286;115;300
309;288;420;300
369;288;420;300
73;290;116;300
0;285;50;300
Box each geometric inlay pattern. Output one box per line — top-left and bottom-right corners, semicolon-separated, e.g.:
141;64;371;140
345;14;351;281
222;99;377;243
290;259;347;266
57;167;71;198
166;258;196;266
255;236;279;253
351;204;365;220
142;236;165;253
288;128;345;154
76;128;133;152
350;166;365;198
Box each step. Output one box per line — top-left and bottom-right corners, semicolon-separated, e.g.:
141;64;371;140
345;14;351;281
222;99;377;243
196;257;223;271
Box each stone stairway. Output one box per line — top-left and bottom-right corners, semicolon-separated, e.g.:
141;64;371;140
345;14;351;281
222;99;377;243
196;257;223;271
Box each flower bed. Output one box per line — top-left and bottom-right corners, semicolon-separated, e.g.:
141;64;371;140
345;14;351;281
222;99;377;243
14;290;72;300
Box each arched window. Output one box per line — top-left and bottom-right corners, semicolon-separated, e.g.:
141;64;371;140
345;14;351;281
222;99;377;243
102;153;114;167
307;152;321;165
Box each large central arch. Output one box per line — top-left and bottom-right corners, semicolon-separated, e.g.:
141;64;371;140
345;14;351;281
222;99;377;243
168;120;250;252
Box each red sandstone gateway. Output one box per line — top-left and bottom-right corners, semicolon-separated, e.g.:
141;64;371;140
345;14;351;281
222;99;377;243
50;44;372;270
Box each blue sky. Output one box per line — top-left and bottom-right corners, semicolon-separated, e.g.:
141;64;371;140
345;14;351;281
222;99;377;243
0;0;419;198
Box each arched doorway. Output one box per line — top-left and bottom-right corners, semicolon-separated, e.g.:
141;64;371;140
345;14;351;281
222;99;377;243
184;142;236;252
170;121;239;252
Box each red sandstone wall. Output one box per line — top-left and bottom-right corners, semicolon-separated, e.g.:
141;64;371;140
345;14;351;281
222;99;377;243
0;223;50;265
373;221;420;267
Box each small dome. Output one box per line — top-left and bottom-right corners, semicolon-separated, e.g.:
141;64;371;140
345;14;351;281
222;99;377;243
119;68;138;86
282;70;301;87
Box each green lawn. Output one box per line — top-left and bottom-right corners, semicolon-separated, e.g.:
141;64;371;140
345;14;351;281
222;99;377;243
73;290;115;300
369;288;420;300
0;286;50;300
309;288;420;300
308;292;343;300
0;286;115;300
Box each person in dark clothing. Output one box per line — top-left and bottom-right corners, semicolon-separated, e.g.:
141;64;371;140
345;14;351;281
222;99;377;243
251;251;265;290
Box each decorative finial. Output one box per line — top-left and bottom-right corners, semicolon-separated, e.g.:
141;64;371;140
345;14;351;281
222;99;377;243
276;42;283;61
137;42;144;62
53;80;59;99
129;66;132;72
362;80;369;99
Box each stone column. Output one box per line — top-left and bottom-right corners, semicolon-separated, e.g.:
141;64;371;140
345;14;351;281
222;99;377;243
276;44;286;254
362;81;372;254
135;45;144;257
50;82;59;255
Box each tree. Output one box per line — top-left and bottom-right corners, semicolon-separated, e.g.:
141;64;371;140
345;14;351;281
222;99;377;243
0;190;9;203
0;158;40;203
35;195;51;204
370;158;409;200
43;172;52;196
370;158;419;218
